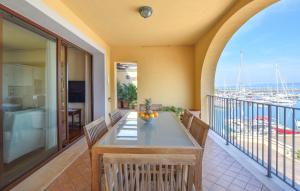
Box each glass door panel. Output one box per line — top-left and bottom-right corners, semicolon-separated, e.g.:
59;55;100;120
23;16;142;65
1;17;57;189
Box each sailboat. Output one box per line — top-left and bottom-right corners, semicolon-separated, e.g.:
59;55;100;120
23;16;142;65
268;64;297;106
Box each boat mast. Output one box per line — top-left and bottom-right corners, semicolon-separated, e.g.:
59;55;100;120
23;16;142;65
236;51;244;94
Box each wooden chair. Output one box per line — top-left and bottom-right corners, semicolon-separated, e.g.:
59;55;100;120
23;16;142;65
151;104;163;111
139;104;163;111
182;110;194;130
103;154;196;191
83;117;108;150
189;117;209;148
83;118;108;190
109;110;122;127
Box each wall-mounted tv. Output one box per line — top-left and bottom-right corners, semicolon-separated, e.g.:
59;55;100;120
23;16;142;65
68;81;85;103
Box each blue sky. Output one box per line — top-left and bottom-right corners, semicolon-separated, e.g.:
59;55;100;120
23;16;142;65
215;0;300;88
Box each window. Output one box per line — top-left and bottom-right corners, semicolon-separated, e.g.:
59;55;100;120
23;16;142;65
1;15;57;189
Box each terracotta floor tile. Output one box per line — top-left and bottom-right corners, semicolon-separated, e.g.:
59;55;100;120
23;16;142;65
210;183;227;191
45;137;271;191
227;183;245;191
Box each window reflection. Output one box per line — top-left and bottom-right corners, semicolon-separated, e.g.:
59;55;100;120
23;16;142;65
121;125;137;129
127;112;137;119
124;120;137;125
1;18;57;189
117;129;138;141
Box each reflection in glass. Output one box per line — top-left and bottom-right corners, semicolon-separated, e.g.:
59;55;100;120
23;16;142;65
127;112;137;119
117;129;138;141
124;121;137;126
100;112;194;147
1;18;57;189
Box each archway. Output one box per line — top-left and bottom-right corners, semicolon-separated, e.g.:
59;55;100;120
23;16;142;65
198;0;277;122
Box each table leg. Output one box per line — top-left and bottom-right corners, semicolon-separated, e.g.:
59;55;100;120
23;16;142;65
195;150;203;191
92;151;100;191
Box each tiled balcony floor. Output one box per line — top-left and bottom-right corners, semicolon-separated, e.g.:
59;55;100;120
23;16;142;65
45;137;271;191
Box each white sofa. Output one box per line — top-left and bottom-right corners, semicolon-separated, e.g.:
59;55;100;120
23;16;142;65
3;109;45;163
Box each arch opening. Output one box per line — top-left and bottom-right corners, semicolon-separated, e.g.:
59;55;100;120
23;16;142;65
201;1;300;189
198;0;277;122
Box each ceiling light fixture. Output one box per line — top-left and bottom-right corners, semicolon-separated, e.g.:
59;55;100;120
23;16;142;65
139;6;153;19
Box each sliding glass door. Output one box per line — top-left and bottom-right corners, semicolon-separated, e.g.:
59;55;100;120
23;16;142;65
0;15;57;189
0;6;94;189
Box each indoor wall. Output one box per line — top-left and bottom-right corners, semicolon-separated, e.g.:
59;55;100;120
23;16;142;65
67;47;86;125
111;46;195;110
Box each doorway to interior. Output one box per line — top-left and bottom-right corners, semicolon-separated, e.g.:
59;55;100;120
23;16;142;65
60;44;93;145
116;63;137;110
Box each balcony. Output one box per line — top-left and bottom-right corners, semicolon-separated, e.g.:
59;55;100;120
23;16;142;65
0;1;295;190
207;95;300;191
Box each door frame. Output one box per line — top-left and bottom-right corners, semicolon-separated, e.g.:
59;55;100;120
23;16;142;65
0;4;95;190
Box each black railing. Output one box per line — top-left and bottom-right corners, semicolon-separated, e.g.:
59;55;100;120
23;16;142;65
208;95;300;190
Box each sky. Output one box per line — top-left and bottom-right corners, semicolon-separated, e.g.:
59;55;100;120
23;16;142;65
215;0;300;88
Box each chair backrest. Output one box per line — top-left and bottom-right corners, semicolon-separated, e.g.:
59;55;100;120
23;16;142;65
109;110;122;127
139;104;163;111
103;154;196;191
182;110;194;130
151;104;163;111
189;117;209;148
83;117;108;149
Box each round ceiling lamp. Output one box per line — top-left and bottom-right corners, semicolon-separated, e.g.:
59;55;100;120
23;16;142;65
139;6;153;19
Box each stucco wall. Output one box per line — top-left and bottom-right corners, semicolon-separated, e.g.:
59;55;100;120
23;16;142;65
194;0;277;121
111;46;195;110
42;0;112;114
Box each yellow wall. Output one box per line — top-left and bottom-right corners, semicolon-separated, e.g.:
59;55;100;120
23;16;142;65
194;0;276;121
43;0;112;112
194;0;252;110
111;46;195;109
44;0;277;118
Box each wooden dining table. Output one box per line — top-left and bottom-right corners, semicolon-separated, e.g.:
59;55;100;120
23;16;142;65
91;111;203;191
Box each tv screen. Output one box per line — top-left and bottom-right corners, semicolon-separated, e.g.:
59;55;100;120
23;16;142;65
68;81;85;103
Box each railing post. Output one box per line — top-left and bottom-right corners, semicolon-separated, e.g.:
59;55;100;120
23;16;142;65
226;99;229;145
212;96;215;130
208;96;211;128
209;96;212;128
267;105;272;177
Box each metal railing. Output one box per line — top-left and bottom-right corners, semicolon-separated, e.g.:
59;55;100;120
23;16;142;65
208;95;300;190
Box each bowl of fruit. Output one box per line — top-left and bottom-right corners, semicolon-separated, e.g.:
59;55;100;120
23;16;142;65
139;98;159;124
139;111;159;123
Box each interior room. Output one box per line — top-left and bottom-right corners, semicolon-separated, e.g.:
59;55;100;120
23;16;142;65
66;46;92;143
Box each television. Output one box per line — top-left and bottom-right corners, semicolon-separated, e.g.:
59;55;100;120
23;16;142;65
68;81;85;103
